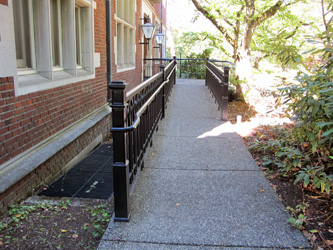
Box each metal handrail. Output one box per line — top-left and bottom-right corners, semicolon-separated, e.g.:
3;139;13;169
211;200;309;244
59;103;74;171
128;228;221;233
111;65;176;133
206;66;229;86
126;71;162;101
206;61;229;85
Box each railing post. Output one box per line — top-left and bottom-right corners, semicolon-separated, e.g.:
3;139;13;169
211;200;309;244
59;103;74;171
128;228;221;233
205;57;209;86
179;53;182;78
221;67;230;121
173;56;177;84
109;81;130;222
160;64;166;119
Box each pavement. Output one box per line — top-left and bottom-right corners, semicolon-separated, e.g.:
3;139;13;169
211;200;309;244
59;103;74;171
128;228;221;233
98;79;310;250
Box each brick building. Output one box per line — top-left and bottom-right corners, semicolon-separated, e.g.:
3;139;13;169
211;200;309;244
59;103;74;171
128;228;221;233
0;0;167;214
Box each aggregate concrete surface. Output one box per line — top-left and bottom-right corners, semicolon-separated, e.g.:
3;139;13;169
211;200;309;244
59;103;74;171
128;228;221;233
98;79;310;250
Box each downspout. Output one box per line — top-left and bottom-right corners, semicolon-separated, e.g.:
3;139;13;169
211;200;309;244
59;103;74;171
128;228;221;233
106;0;112;101
160;0;163;59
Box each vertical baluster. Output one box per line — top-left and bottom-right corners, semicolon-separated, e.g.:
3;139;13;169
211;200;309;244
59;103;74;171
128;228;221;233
160;64;165;119
109;81;130;222
173;57;177;85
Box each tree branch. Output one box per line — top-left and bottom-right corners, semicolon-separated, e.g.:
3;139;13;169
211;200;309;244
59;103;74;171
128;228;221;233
253;0;284;27
215;8;235;29
285;25;300;40
190;0;235;47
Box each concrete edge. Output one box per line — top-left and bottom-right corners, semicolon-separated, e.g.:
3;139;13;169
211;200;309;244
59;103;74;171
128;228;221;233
0;104;112;194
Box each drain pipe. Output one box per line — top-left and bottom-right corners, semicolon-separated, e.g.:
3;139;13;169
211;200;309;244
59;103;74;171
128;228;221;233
160;0;163;59
106;0;112;101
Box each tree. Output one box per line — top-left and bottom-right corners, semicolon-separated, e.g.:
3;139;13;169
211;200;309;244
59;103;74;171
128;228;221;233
190;0;305;99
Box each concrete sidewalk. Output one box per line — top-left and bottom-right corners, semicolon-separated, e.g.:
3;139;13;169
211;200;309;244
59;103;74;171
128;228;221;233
98;79;310;249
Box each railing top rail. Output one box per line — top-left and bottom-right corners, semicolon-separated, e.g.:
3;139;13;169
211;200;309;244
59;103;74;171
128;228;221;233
143;58;173;61
164;59;176;73
111;63;177;133
126;71;163;101
143;57;234;64
206;61;229;86
143;58;235;69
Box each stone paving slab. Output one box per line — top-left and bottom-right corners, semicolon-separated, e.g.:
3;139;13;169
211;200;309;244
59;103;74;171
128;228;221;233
156;117;237;138
146;135;259;171
166;84;221;120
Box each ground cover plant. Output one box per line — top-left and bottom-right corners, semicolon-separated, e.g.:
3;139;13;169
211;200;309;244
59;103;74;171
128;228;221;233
0;199;113;250
243;123;333;249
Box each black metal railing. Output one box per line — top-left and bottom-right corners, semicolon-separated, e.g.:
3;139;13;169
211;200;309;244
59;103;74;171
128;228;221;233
206;60;230;121
109;58;177;221
143;58;173;79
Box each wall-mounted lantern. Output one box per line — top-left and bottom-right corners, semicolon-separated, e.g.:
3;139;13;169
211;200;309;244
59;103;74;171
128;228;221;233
155;32;164;45
139;17;155;45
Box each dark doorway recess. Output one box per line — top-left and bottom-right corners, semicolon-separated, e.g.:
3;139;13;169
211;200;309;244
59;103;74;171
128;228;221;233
38;143;114;199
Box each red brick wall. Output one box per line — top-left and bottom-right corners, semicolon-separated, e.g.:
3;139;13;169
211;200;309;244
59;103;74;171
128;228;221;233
0;116;111;215
0;0;107;166
153;1;166;26
0;0;109;214
111;0;144;90
0;0;8;6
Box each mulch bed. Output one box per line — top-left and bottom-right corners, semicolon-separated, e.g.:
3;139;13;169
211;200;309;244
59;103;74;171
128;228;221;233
243;125;333;250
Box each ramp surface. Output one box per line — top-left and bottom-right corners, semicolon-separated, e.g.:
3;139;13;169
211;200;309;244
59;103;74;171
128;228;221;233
99;79;310;249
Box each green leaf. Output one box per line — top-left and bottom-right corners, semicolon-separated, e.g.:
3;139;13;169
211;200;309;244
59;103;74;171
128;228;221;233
288;217;296;225
304;174;310;187
317;122;333;127
321;182;325;193
318;88;333;93
322;128;333;137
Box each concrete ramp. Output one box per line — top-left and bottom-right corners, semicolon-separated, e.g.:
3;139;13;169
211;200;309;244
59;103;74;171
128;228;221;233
98;79;310;249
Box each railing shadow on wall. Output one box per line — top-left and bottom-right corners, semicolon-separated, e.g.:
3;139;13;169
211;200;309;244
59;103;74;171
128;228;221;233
108;58;177;221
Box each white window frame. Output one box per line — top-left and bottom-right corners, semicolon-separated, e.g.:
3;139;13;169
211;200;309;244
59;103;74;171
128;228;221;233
115;0;136;72
13;0;37;74
12;0;95;96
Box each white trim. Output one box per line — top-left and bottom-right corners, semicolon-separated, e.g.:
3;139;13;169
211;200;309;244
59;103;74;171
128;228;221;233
117;65;136;73
16;70;95;96
143;0;162;23
75;0;92;7
115;16;135;29
17;69;37;76
0;104;111;194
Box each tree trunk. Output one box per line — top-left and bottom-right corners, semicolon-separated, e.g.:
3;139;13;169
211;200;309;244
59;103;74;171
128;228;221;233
234;46;252;102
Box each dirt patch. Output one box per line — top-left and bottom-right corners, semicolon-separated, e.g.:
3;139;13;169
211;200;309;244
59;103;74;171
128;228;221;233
0;198;114;250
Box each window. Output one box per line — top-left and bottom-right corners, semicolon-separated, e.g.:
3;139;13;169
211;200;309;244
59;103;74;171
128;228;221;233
51;0;63;68
13;0;36;71
12;0;94;95
116;0;135;71
75;7;83;67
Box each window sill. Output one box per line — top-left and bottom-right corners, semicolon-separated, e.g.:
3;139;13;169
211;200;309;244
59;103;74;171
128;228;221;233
117;65;135;73
16;69;95;96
